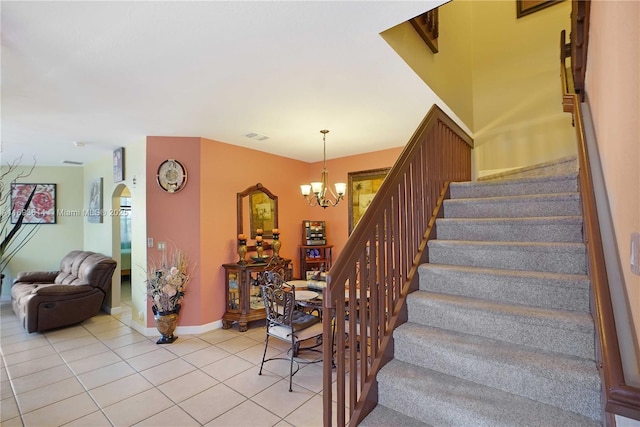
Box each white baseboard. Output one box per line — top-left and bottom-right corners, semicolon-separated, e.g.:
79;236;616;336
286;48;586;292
130;318;224;337
103;304;123;315
616;415;640;427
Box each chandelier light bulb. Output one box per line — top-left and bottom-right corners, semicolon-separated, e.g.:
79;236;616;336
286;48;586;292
311;182;324;195
300;185;312;196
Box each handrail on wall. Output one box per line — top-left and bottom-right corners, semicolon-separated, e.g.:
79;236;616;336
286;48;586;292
560;29;640;423
320;105;473;426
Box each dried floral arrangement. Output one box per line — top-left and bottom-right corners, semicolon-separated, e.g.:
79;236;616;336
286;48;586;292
146;246;192;315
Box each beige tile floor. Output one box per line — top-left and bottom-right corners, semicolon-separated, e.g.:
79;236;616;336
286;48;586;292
0;283;341;427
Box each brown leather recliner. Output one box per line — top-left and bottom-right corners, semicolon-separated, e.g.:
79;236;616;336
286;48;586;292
11;250;117;333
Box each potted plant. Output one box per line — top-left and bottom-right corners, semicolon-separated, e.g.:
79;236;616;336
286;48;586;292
146;246;192;344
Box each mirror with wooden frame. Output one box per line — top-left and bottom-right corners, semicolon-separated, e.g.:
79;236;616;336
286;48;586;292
237;183;278;240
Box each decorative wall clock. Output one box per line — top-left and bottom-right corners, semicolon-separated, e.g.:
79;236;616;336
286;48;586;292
157;159;187;193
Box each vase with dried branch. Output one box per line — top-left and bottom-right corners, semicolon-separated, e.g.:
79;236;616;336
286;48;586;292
146;245;193;344
1;156;39;275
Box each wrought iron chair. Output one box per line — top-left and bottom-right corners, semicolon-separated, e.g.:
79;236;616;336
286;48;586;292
258;269;323;392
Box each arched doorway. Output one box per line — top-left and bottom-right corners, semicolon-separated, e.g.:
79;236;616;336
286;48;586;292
110;184;131;315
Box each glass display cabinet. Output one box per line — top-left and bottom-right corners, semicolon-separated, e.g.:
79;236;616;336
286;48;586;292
221;259;292;332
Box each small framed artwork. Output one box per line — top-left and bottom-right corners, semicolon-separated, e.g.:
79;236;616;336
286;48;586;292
306;270;327;281
10;183;57;224
249;191;277;239
305;248;321;259
516;0;563;18
113;147;124;182
88;178;103;223
348;167;390;235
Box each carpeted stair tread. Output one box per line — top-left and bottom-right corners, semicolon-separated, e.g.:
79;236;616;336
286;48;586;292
443;192;581;218
478;156;578;181
435;216;583;242
418;263;590;311
376;359;600;427
451;172;579;198
446;191;580;204
359;405;432;427
428;240;586;275
406;291;594;359
393;323;601;419
437;215;583;224
365;168;603;423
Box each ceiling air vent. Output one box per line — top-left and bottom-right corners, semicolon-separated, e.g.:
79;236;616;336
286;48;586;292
61;160;84;165
244;132;269;142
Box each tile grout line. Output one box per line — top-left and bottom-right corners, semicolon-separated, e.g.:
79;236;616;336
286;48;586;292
2;302;332;426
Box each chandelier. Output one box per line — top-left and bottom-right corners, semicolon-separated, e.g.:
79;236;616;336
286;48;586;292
300;129;346;208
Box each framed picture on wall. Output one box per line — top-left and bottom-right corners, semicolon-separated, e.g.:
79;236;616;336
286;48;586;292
113;147;125;182
305;248;321;259
347;168;390;235
10;183;57;224
88;178;103;223
516;0;563;18
249;190;276;239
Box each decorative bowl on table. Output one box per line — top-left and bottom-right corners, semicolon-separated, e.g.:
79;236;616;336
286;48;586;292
295;290;319;301
251;255;271;263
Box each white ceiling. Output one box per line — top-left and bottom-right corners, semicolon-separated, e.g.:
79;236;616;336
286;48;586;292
1;1;447;167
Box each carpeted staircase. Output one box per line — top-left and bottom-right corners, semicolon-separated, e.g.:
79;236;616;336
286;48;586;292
360;158;602;426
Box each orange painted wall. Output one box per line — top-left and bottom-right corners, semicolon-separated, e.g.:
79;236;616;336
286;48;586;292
302;147;404;259
198;138;313;324
146;136;202;327
148;136;403;328
199;139;219;326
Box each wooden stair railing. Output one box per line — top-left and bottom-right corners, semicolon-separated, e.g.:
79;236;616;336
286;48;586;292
561;30;640;423
321;105;473;426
